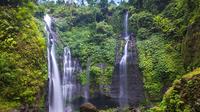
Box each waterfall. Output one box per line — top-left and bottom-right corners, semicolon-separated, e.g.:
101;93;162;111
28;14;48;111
84;57;91;102
44;14;64;112
119;11;129;108
48;0;58;3
62;47;77;112
124;10;129;39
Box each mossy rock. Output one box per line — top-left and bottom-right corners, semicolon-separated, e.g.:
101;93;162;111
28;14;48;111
150;68;200;112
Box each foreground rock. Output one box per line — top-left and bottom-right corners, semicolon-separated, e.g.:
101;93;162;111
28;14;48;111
150;68;200;111
80;103;98;112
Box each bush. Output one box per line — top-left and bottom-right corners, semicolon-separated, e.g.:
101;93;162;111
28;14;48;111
137;28;151;40
129;11;154;32
0;5;46;110
149;68;200;112
137;35;185;100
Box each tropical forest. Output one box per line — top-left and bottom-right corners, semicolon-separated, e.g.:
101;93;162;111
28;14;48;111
0;0;200;112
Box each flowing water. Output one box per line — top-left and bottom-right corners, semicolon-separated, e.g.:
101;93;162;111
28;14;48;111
62;47;77;112
44;10;130;112
84;57;91;102
119;11;129;108
44;14;64;112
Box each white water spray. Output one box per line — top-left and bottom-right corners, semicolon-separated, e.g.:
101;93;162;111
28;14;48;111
84;58;91;102
44;14;64;112
62;47;77;112
119;11;129;108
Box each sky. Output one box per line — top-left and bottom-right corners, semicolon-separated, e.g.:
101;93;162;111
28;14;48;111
40;0;128;5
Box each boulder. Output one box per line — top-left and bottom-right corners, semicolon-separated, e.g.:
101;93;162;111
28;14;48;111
80;103;98;112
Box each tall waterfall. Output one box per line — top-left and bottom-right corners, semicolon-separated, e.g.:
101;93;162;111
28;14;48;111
119;11;129;108
63;47;76;112
44;14;64;112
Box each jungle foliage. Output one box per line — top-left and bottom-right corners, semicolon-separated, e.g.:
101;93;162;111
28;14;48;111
128;0;200;110
149;68;200;112
0;2;46;111
44;4;125;95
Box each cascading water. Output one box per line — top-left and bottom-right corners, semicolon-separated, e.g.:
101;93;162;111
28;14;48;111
48;0;58;3
62;47;76;112
119;11;129;108
84;58;91;102
44;14;64;112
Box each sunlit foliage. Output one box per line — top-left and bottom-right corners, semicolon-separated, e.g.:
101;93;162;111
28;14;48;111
0;3;46;111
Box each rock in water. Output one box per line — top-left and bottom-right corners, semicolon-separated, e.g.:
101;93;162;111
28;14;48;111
80;103;98;112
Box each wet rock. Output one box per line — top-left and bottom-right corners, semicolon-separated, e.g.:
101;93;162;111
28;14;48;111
129;107;140;112
80;103;98;112
111;34;145;106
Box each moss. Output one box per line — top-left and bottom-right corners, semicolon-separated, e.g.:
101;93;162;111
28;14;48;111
150;68;200;112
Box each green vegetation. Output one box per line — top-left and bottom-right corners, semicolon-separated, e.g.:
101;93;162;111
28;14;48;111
137;35;184;100
149;68;200;112
100;108;118;112
128;0;200;104
45;4;124;94
0;2;46;111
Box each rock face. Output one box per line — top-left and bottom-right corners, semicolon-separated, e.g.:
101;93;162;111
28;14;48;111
89;93;118;109
80;103;98;112
111;35;145;106
182;20;200;69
